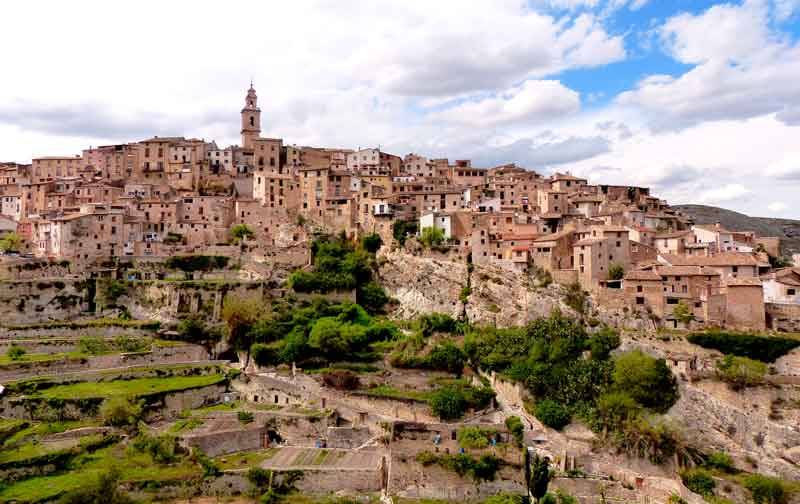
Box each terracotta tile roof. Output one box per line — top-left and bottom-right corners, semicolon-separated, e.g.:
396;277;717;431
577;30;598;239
624;270;662;281
656;265;720;277
574;238;605;246
724;277;763;287
654;230;692;239
694;223;734;234
660;252;760;267
534;229;574;242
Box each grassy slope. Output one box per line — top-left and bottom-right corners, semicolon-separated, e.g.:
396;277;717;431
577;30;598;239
32;374;225;399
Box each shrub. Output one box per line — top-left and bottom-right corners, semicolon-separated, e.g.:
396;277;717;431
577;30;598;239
322;369;360;390
251;343;279;367
427;342;466;375
457;426;497;449
715;355;767;389
357;281;389;314
534;399;571;430
613;350;678;412
238;411;254;424
165;255;229;273
101;397;143;427
743;474;787;504
429;387;467;420
588;327;621;360
687;331;800;362
505;415;524;447
680;468;716;496
673;301;694;325
705;451;736;473
392;220;418;246
130;431;179;463
100;279;128;303
608;263;624;281
418;312;457;336
595;391;641;428
484;494;525;504
563;282;587;315
361;233;383;253
7;344;26;361
231;223;255;242
57;467;135;504
416;451;501;482
420;226;445;248
78;336;110;355
176;317;207;342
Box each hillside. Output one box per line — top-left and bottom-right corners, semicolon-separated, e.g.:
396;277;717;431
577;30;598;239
674;204;800;256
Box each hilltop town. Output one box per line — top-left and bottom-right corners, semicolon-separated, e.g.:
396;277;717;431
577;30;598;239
1;85;798;332
0;87;799;504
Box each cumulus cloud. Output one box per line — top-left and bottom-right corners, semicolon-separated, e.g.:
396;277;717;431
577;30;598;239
374;8;625;97
766;156;800;180
430;80;580;126
617;0;800;129
768;201;788;212
696;183;751;204
471;135;611;168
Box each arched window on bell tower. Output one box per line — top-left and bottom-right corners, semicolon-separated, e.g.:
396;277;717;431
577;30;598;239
250;116;255;127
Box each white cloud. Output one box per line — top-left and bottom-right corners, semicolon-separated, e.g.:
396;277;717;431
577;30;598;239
696;184;751;204
429;80;580;126
766;156;800;180
774;0;800;20
768;201;788;212
617;0;800;129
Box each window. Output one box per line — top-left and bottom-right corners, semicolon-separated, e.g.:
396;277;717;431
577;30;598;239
789;288;797;296
637;285;643;293
636;296;644;305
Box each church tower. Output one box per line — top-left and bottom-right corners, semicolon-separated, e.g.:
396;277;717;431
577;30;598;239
241;82;261;149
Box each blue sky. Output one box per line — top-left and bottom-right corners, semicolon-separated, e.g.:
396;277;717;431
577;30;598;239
1;0;799;217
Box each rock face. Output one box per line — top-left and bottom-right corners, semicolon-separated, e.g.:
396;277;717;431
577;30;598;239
377;249;657;328
668;380;800;481
378;250;572;325
378;250;468;320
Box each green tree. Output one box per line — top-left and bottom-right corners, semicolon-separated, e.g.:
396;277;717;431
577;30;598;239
429;386;467;420
427;342;466;375
357;281;389;314
588;327;621;360
222;294;264;369
308;317;349;358
528;452;551;504
420;226;445;248
613;350;679;412
393;220;418;246
231;223;255;243
534;399;571;430
608;263;624;281
673;301;694;325
0;232;22;253
361;233;383;253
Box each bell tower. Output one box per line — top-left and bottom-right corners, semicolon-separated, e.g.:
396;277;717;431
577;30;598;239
241;82;261;149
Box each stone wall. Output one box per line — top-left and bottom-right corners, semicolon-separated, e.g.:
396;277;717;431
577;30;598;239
766;302;800;332
0;344;210;382
326;426;373;449
0;278;89;325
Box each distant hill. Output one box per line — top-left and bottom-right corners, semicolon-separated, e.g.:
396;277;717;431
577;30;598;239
674;204;800;257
